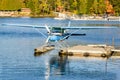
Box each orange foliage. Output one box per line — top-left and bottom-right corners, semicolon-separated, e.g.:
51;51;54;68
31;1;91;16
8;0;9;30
105;0;114;14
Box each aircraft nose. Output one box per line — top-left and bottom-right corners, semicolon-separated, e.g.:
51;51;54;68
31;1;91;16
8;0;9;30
49;36;61;42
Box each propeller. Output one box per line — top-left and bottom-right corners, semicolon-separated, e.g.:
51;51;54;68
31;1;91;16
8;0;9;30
45;36;51;43
45;24;51;34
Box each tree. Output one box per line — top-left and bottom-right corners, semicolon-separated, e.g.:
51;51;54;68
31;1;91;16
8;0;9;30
0;0;119;16
70;0;77;14
92;0;99;14
98;0;106;15
86;0;94;14
33;0;40;15
109;0;120;16
77;0;87;15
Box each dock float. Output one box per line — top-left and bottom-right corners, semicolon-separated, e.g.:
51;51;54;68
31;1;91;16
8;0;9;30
59;44;114;58
34;45;55;56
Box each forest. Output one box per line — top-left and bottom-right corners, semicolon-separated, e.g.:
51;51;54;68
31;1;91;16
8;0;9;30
0;0;120;16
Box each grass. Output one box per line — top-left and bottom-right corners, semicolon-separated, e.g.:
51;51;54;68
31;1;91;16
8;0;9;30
0;0;22;10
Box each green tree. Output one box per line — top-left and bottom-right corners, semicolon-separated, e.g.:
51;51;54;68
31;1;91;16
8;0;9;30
86;0;94;14
70;0;77;14
25;0;40;15
77;0;87;15
26;0;34;14
92;0;99;14
33;0;40;15
97;0;106;15
109;0;120;16
0;0;119;16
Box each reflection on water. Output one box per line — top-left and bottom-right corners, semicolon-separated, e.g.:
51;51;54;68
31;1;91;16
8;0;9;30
0;18;120;80
49;55;68;75
41;52;117;80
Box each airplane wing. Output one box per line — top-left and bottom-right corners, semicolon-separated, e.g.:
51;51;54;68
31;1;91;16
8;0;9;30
1;23;118;29
1;23;46;28
60;26;118;29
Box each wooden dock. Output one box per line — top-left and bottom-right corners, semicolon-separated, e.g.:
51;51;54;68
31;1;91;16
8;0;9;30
34;45;55;56
59;44;115;58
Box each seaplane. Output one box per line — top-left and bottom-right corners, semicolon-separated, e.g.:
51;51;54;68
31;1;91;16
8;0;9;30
44;24;86;44
1;21;117;47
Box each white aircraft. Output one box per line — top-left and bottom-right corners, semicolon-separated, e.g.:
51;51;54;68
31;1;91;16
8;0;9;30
1;22;117;45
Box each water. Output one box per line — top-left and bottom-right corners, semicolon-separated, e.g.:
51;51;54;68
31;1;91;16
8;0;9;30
0;18;120;80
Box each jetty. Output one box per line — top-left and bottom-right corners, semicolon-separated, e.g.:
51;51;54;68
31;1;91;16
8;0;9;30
59;44;120;58
34;45;55;56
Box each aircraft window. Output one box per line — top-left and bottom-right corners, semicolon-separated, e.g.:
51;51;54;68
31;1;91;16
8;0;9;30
51;27;65;33
52;30;61;33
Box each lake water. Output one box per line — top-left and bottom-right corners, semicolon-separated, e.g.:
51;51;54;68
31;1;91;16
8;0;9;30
0;18;120;80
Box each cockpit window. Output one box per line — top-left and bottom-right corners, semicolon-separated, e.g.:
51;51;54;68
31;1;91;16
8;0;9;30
51;27;65;33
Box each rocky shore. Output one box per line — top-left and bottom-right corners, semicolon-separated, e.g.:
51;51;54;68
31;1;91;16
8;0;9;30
0;11;119;21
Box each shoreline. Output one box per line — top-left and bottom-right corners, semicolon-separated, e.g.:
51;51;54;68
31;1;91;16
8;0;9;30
0;15;120;21
0;15;55;18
